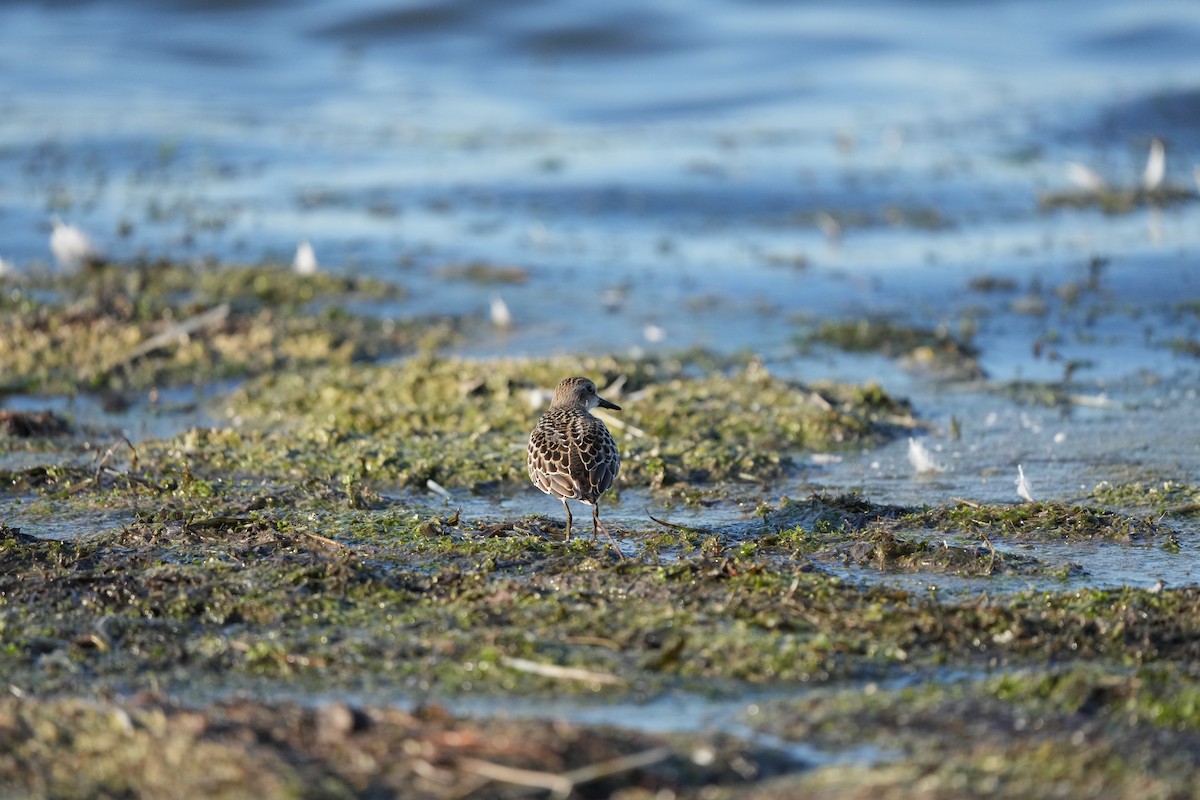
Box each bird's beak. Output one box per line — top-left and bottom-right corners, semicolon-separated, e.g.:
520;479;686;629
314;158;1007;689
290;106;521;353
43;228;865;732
597;397;621;411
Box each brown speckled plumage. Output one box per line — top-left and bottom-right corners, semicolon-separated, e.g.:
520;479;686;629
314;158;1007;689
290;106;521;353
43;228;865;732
528;377;621;552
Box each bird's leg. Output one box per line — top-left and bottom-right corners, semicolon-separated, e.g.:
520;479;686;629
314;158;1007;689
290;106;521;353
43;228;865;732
593;504;625;561
562;499;573;541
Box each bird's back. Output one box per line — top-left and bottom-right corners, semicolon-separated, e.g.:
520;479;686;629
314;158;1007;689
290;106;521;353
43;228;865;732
528;406;619;504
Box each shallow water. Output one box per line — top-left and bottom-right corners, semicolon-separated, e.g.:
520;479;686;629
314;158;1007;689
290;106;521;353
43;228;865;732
3;1;1199;370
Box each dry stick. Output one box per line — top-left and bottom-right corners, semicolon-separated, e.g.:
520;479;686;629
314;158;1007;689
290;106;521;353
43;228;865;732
94;436;139;482
645;509;708;536
455;758;572;797
304;531;347;550
458;746;672;799
499;656;623;686
561;746;672;789
592;409;647;438
983;533;997;575
563;634;622;651
91;302;231;379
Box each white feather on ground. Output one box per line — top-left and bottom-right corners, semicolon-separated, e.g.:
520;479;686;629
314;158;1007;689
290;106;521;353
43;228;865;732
1142;138;1165;191
489;295;513;329
1015;464;1035;503
1065;162;1107;193
907;437;944;474
50;217;101;272
292;239;319;275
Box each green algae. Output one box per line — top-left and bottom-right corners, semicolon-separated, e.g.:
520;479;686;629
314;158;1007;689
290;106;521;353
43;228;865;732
3;257;1200;795
907;500;1165;542
794;318;984;381
753;495;1085;578
989;663;1200;732
1038;183;1197;214
753;666;1200;798
3;467;1199;796
0;261;450;395
3;497;1199;704
1090;480;1200;516
151;355;914;494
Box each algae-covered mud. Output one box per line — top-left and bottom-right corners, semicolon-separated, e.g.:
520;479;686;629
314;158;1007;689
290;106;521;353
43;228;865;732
3;261;1200;796
4;0;1200;796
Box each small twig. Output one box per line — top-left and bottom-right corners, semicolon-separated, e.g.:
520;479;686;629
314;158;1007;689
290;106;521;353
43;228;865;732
499;656;623;686
96;466;156;488
592;410;647;438
983;533;997;575
184;516;255;532
458;747;672;799
456;758;572;797
950;497;982;509
560;746;672;789
94;436;139;482
645;509;708;535
304;531;347;550
808;391;834;411
563;635;622;651
426;479;453;501
92;303;231;379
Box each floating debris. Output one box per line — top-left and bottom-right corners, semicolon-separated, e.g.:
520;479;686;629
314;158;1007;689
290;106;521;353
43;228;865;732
292;240;318;275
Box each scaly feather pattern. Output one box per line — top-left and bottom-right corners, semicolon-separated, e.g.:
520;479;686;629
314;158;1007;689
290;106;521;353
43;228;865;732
527;376;622;553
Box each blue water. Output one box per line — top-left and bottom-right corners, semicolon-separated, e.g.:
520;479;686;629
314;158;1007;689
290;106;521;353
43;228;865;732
3;2;1198;332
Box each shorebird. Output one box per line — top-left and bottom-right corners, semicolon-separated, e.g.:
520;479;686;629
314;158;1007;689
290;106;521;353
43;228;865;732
527;376;623;555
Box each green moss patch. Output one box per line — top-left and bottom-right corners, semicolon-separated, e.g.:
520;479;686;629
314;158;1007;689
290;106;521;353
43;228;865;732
152;355;914;494
751;494;1082;577
753;665;1200;798
908;500;1165;542
3;507;1199;702
1038;184;1197;214
0;261;452;395
1090;480;1200;516
794;318;984;381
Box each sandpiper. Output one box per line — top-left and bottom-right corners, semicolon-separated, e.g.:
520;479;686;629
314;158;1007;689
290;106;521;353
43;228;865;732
527;376;622;554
